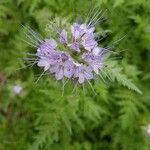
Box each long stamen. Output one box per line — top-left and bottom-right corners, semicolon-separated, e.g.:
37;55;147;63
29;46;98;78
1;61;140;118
87;8;102;27
35;71;46;84
62;77;65;96
87;80;97;96
72;82;78;94
88;9;103;27
98;72;106;83
21;38;39;48
15;62;36;71
87;6;98;24
91;10;107;27
24;33;40;47
85;6;95;23
106;35;127;50
82;83;85;95
22;25;44;43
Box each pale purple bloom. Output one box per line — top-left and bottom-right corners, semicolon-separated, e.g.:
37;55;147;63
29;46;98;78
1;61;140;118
70;23;97;51
81;33;97;51
80;23;95;34
37;51;60;70
82;50;103;74
74;64;93;83
28;22;106;84
37;59;50;71
63;60;75;78
92;47;102;55
71;23;95;40
49;52;75;80
36;38;57;57
12;85;22;94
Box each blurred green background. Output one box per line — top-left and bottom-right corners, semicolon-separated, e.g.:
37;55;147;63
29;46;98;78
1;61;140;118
0;0;150;150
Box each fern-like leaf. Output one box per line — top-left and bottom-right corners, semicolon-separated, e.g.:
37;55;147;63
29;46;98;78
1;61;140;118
102;61;142;94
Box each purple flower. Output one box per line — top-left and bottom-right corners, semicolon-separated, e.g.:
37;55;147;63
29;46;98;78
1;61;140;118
71;23;95;40
12;84;22;94
82;47;103;74
81;33;97;51
92;47;103;55
36;38;57;57
27;21;106;84
37;59;50;71
50;52;75;80
63;60;75;78
70;23;97;52
74;64;93;84
37;50;60;71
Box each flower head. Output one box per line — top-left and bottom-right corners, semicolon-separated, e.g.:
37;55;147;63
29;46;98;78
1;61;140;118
34;22;105;84
23;9;108;85
24;20;105;84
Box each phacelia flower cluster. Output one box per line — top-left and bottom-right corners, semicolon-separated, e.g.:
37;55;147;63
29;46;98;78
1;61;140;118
36;23;105;84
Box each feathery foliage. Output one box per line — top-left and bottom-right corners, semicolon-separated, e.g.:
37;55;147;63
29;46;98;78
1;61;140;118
0;0;150;150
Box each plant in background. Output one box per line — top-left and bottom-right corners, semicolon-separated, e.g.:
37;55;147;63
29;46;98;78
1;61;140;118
1;0;150;150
